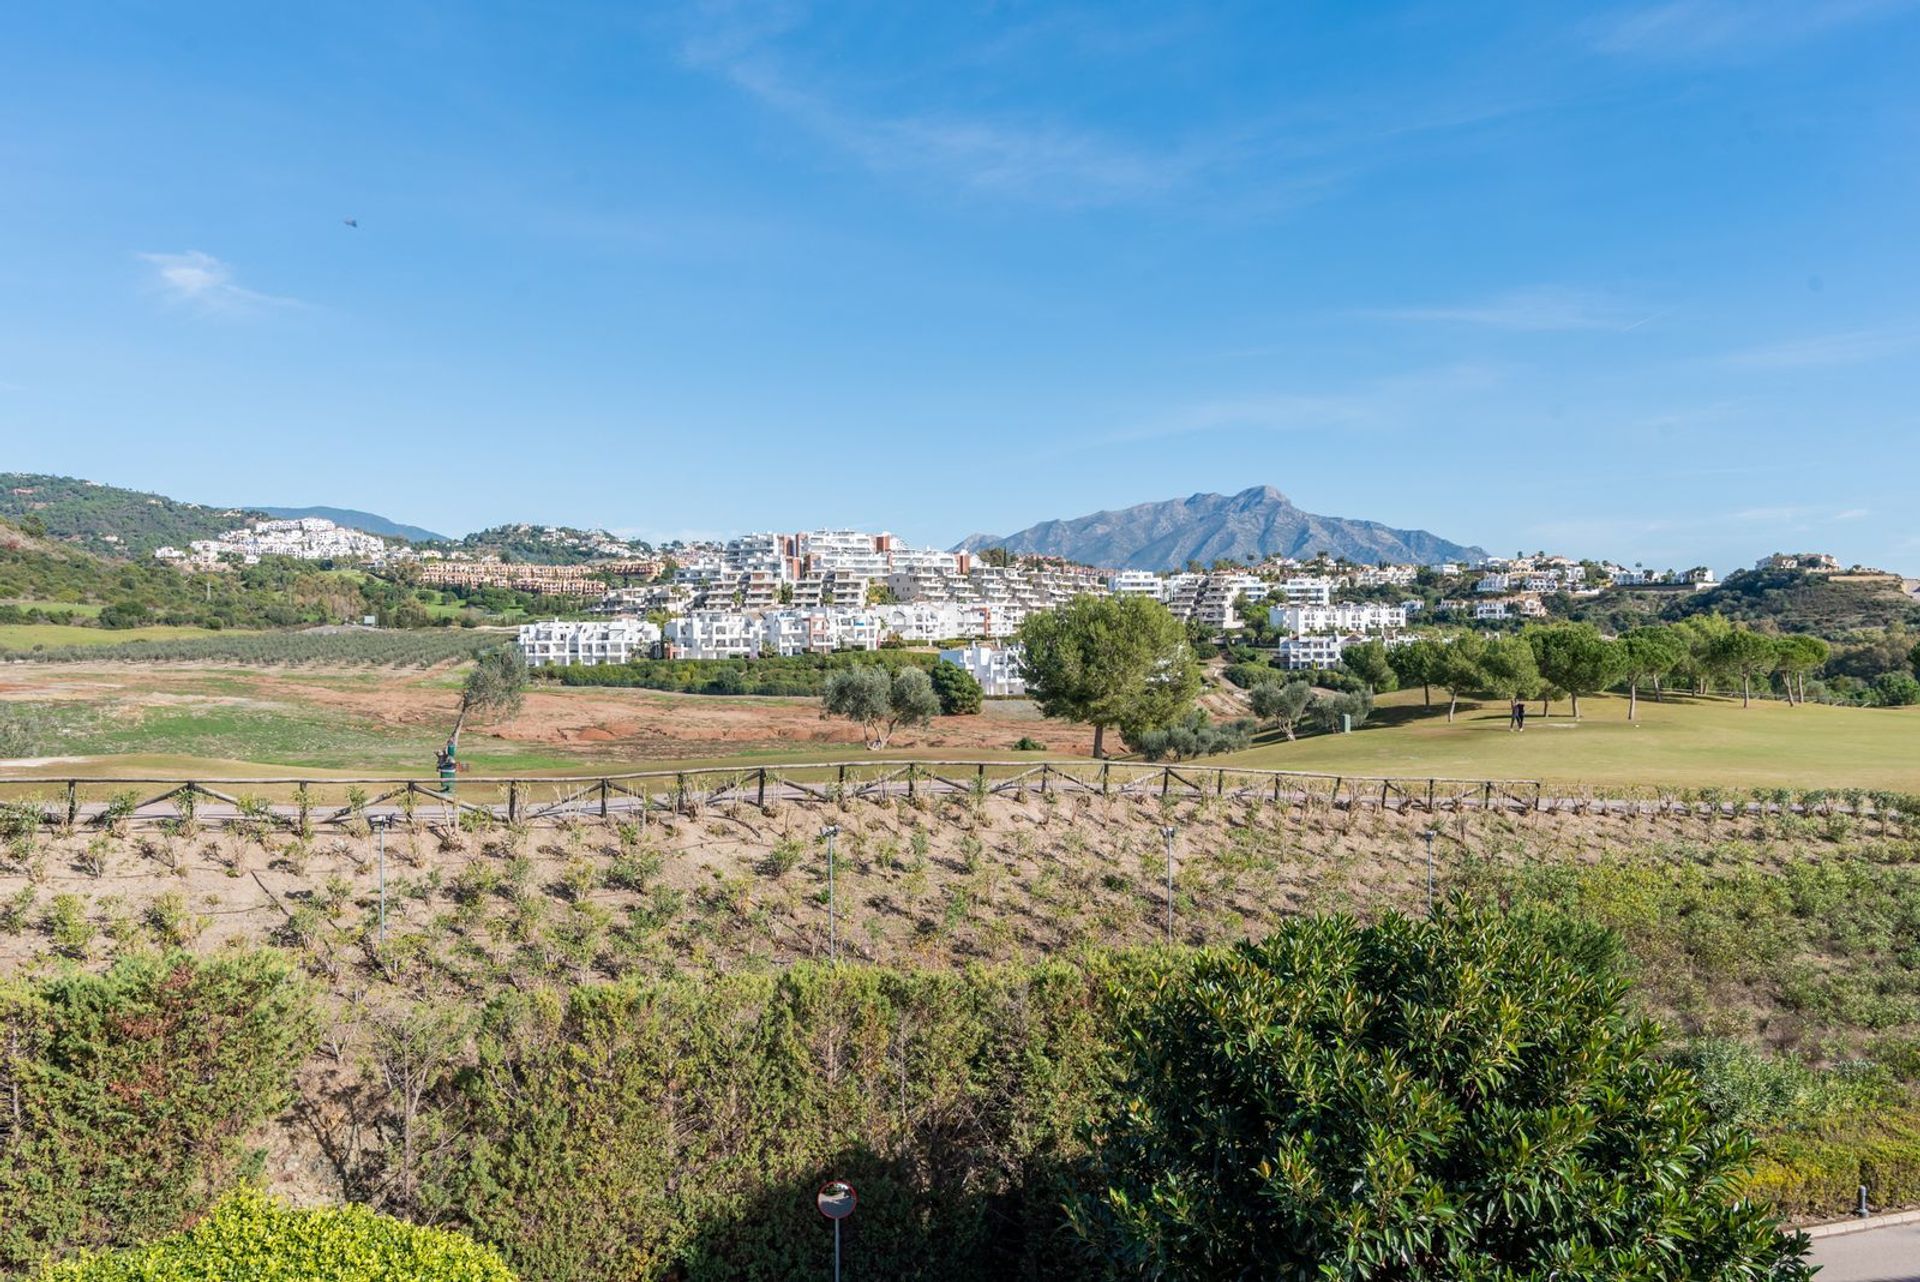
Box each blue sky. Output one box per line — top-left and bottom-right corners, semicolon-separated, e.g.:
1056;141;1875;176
2;2;1917;571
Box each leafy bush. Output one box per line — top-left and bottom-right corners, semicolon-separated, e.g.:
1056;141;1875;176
1310;686;1374;733
35;1189;515;1281
1128;710;1254;761
1872;671;1920;706
0;952;318;1270
1677;1039;1891;1132
928;659;983;715
1072;901;1811;1278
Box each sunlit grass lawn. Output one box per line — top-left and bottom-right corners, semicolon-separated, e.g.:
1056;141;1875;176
0;623;248;650
1218;688;1920;790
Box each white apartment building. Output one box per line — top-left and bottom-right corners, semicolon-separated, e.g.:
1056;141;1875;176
791;570;872;608
1108;570;1166;598
1349;565;1419;588
1474;596;1548;622
1475;574;1511;595
723;532;788;579
1276;576;1336;607
873;601;1022;643
888;545;965;575
938;644;1027;697
760;609;883;656
800;530;891;580
517;619;662;667
663;612;762;660
1270;603;1408;634
1277;635;1349;670
1191;574;1265;630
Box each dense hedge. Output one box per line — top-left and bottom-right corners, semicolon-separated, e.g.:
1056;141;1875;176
531;650;943;697
0;953;318;1272
35;1190;515;1281
421;955;1179;1282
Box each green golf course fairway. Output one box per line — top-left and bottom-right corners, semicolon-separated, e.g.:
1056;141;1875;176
1219;688;1920;790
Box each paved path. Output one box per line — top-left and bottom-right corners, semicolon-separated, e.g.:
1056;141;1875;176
1810;1222;1920;1280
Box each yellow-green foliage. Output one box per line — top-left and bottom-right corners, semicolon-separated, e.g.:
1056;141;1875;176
35;1190;516;1281
1745;1107;1920;1220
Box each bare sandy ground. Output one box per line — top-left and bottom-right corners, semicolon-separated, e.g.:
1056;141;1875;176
0;662;1099;760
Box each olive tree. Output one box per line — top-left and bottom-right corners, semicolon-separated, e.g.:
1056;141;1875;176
821;665;940;749
1073;901;1813;1280
449;645;527;749
1249;679;1314;740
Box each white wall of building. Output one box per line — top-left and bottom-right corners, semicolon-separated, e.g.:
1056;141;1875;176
517;619;662;667
938;644;1027;697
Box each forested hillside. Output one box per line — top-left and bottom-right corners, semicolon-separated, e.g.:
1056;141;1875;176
0;519;581;635
1674;568;1920;632
430;523;650;564
0;473;261;557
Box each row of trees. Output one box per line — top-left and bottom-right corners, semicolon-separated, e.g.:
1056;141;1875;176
1386;618;1842;720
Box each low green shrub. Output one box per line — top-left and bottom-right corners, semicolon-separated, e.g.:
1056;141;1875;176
36;1189;515;1281
1746;1106;1920;1220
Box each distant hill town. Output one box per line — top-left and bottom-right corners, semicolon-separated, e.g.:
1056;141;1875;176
956;485;1487;571
253;506;448;544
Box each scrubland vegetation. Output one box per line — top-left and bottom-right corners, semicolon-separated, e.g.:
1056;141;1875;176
0;789;1916;1276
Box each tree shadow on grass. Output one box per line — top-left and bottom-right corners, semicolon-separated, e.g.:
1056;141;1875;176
673;1142;1090;1282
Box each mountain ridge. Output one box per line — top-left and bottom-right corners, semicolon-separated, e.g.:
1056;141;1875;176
252;505;449;543
955;485;1485;570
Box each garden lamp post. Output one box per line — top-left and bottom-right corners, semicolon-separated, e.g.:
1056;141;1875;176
1161;825;1176;945
822;824;841;961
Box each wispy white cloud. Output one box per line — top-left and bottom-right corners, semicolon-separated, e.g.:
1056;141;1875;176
1590;0;1916;58
673;3;1546;212
694;45;1183;207
1722;327;1919;368
138;251;299;313
1366;287;1657;333
1087;363;1509;449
